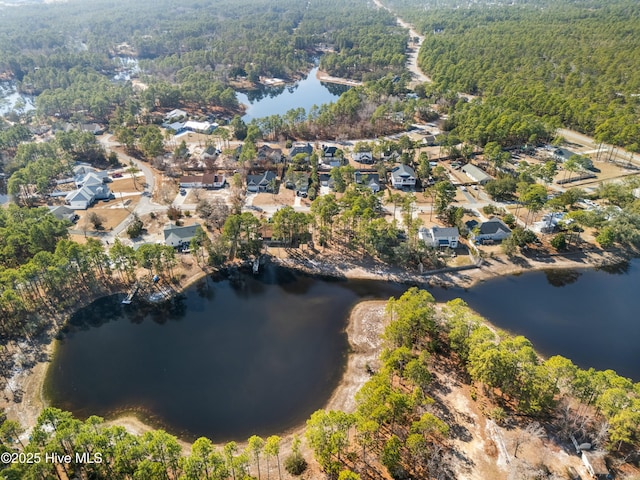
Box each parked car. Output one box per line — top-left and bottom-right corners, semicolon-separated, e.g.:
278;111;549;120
179;189;186;196
112;172;123;178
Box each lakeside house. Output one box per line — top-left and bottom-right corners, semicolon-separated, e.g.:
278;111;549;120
418;226;459;248
461;164;492;185
321;145;342;168
390;164;416;189
163;223;202;248
470;217;512;244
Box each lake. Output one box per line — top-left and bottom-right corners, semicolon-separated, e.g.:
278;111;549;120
430;259;640;382
237;67;349;122
45;259;640;442
45;267;406;442
0;81;35;117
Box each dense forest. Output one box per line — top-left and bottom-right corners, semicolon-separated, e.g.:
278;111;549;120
386;0;640;150
0;0;409;125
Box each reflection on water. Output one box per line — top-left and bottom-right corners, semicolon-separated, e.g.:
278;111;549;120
543;269;582;287
237;67;348;121
46;266;405;442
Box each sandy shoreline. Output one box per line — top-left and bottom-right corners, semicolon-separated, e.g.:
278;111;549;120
0;248;628;446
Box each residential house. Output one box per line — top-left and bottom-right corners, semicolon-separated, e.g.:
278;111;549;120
65;170;112;209
285;171;310;192
581;451;609;480
319;173;335;190
65;184;111;209
48;205;79;223
164;109;188;122
471;217;512;244
353;151;374;164
354;171;381;193
418;226;459;248
461;164;492;185
179;173;225;189
390;164;416;189
183;120;217;134
321;145;342;168
80;123;106;135
552;148;576;163
163;223;202;248
247;171;277;193
257;145;284;164
289;142;313;161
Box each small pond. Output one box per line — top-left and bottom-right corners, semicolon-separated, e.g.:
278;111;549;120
237;67;349;122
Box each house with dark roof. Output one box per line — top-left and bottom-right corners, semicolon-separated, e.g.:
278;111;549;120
354;171;381;193
247;171;277;193
418;226;459;248
390;165;416;189
257;145;284;164
289;142;313;161
471;217;512;244
321;145;342;168
163;223;202;248
319;173;335;190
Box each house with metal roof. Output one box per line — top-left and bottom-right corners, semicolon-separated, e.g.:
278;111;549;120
461;164;492;185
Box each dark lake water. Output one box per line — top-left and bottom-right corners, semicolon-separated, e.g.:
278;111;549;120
45;267;406;442
237;67;349;122
46;259;640;442
430;258;640;382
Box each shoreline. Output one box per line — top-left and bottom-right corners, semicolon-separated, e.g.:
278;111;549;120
1;248;628;445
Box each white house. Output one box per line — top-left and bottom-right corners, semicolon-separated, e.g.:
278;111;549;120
390;164;416;189
418;226;459;248
163;223;202;248
353;151;374;164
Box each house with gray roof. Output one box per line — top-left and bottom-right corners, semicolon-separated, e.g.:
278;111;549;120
49;205;78;223
247;171;277;193
289;142;313;161
461;164;492;185
418;226;459;248
354;171;381;193
471;217;512;244
163;223;202;248
390;164;416;189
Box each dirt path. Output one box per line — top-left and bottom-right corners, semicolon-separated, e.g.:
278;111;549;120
373;0;432;86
